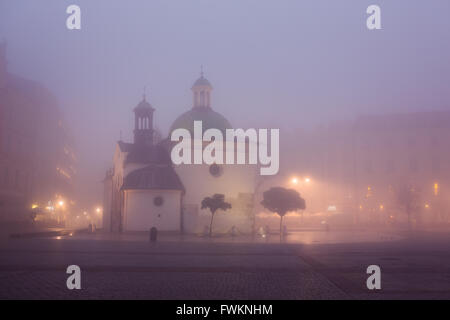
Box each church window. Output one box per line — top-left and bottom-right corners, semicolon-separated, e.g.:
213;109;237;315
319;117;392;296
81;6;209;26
200;91;205;107
153;196;164;207
209;164;223;177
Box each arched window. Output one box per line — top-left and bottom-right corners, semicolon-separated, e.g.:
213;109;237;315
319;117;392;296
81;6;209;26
200;91;205;107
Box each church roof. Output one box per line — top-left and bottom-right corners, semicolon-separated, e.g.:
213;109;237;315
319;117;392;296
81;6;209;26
122;164;184;192
192;75;212;87
117;141;134;152
169;107;232;136
133;97;154;112
118;141;172;165
128;144;172;165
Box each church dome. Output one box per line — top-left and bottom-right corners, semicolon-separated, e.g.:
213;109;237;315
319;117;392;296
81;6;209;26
169;70;231;136
169;107;232;136
192;76;212;87
133;96;153;111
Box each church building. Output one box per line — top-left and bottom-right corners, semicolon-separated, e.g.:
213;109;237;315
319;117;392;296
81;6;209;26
103;72;257;234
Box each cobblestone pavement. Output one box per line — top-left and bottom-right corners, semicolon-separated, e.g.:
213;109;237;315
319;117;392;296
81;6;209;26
0;238;348;300
294;233;450;299
1;232;449;299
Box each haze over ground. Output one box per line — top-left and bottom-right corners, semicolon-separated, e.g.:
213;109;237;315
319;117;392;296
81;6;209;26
1;0;450;207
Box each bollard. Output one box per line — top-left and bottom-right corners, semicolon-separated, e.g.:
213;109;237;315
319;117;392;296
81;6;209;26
150;227;157;242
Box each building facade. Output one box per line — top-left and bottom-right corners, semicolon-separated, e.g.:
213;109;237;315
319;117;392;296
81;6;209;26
0;42;77;222
291;111;450;227
103;73;258;233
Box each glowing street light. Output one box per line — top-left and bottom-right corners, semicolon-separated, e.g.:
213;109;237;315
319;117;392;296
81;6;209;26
434;183;439;196
96;207;102;214
291;177;299;185
58;200;64;207
304;177;311;183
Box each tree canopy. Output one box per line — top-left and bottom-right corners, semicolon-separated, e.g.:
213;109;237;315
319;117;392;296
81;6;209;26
201;194;232;214
261;187;306;216
201;194;232;237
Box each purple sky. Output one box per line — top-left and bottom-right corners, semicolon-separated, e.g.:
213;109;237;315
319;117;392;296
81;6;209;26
1;0;450;206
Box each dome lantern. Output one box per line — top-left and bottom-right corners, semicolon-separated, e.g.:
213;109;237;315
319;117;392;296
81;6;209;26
191;66;212;109
133;92;155;147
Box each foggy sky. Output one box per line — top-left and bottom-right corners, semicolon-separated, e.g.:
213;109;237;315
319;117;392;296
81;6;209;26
1;0;450;207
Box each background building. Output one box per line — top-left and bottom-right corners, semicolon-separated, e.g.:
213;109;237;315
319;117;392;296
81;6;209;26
284;111;450;228
0;42;77;222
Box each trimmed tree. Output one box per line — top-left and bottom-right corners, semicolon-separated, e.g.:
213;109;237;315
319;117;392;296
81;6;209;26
201;194;232;237
261;187;306;240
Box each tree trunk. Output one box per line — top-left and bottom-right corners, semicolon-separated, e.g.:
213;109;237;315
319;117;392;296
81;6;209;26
406;205;412;231
209;212;215;237
279;215;283;241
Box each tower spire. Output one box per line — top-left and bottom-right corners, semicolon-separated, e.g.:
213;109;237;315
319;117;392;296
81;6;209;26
200;65;204;78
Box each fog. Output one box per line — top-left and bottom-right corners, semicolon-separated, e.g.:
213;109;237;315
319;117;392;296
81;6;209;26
1;0;450;224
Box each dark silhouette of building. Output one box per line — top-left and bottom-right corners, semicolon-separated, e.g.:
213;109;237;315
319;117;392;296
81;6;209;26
0;42;77;221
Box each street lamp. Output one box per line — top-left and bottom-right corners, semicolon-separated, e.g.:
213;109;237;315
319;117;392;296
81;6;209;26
291;177;299;185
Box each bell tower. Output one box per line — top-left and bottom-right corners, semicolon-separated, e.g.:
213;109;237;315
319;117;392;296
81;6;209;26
192;66;213;109
133;94;155;147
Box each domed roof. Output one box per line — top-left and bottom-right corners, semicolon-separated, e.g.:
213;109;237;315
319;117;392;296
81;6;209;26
169;107;232;136
192;75;212;87
133;96;153;111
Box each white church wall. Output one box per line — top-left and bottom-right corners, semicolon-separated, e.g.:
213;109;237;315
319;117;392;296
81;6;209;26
174;156;257;234
123;189;181;232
